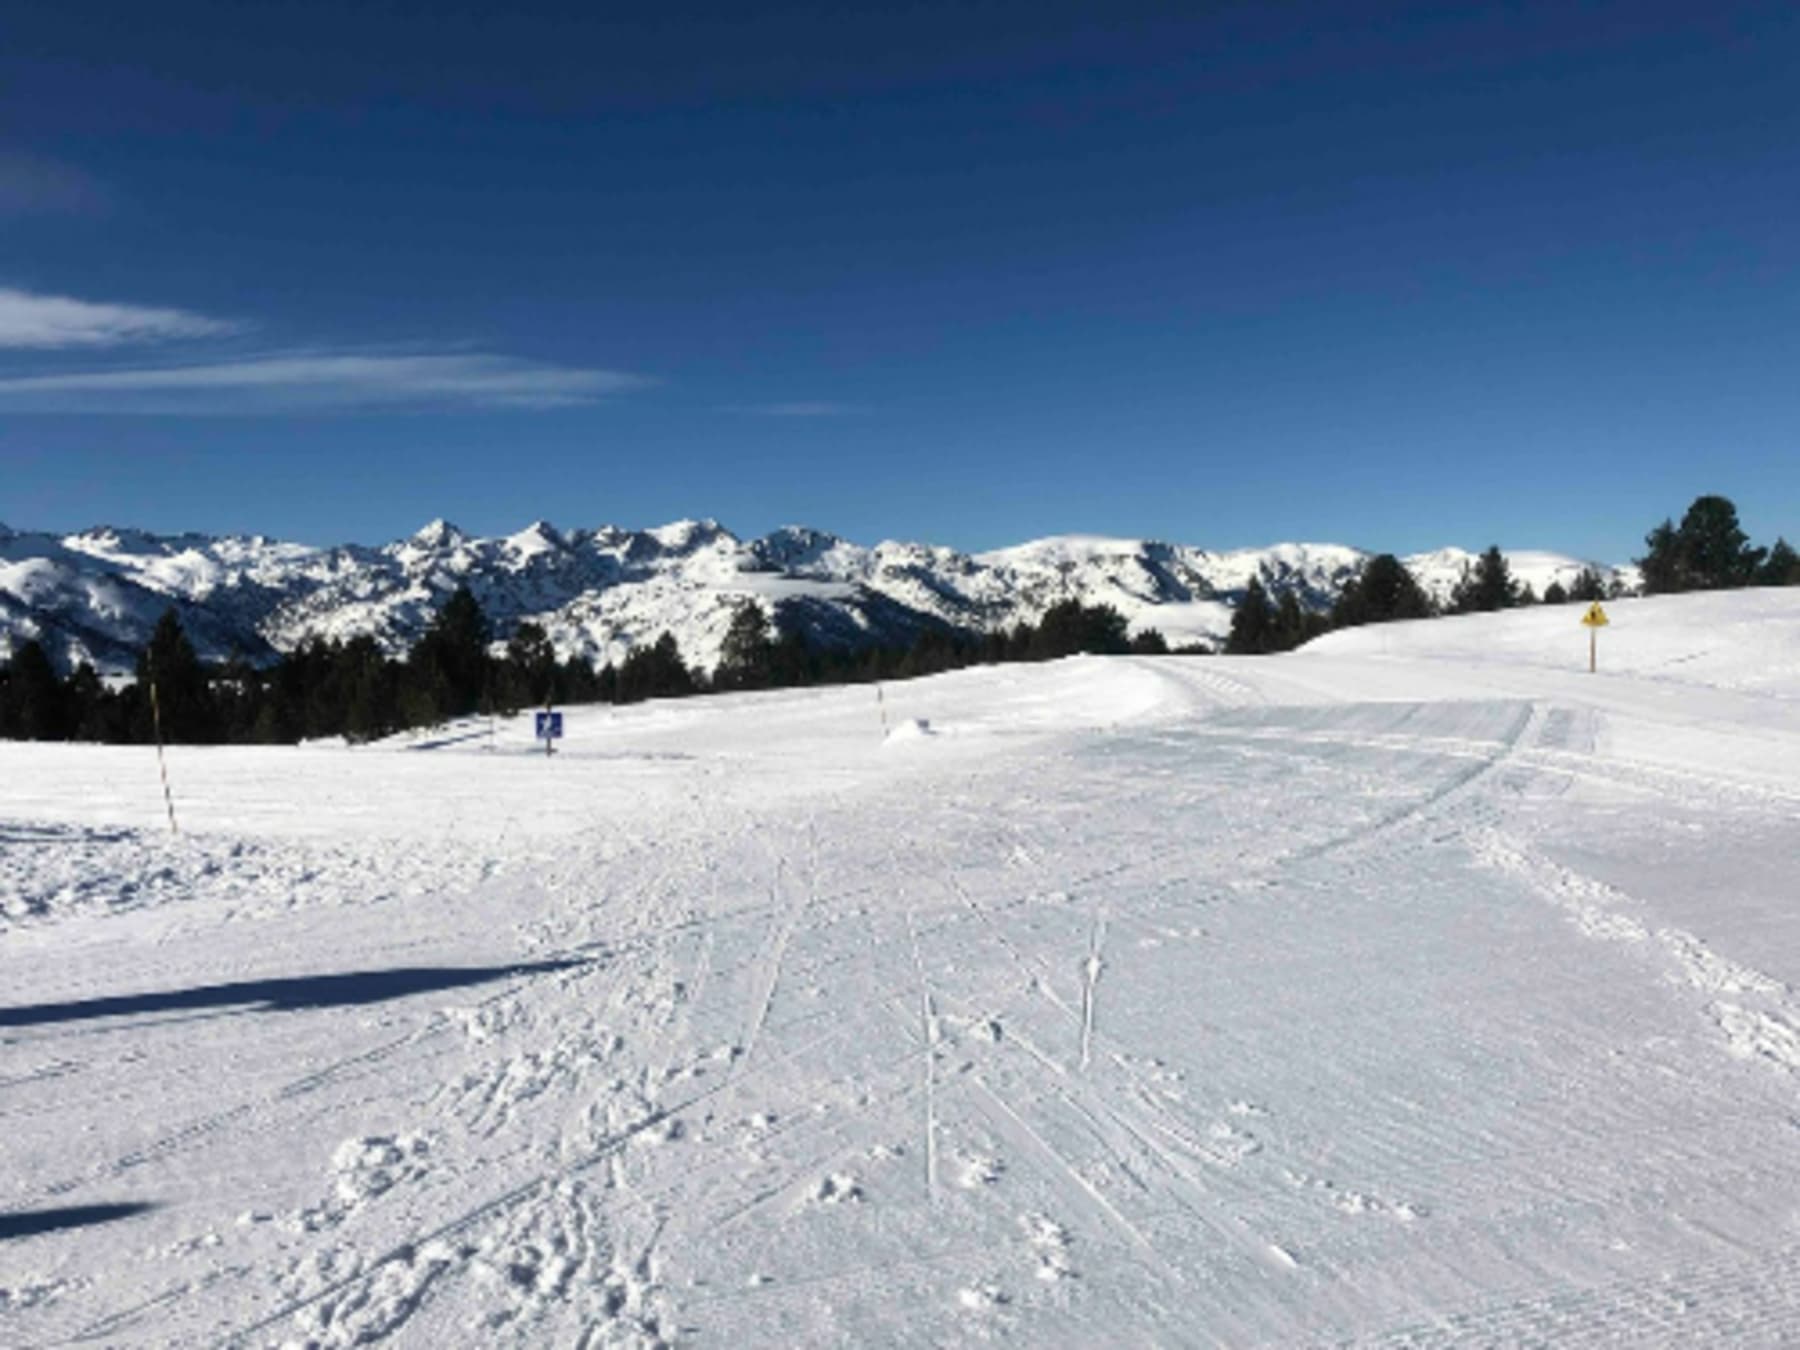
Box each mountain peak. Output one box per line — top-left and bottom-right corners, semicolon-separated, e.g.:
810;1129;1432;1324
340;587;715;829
0;518;1638;677
409;518;467;549
507;519;564;546
647;518;728;551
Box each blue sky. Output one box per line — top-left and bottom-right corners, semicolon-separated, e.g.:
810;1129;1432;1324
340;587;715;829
3;0;1797;560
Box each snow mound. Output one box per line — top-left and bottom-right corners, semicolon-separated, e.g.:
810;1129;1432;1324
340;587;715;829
883;717;936;744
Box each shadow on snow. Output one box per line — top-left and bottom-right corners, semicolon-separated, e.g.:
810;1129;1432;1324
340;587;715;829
0;958;586;1029
0;1202;157;1241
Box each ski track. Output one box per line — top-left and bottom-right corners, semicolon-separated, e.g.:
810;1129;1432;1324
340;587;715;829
6;625;1800;1346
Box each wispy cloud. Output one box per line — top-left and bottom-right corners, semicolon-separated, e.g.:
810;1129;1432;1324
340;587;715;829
0;154;108;217
0;351;651;413
0;287;241;349
731;401;861;418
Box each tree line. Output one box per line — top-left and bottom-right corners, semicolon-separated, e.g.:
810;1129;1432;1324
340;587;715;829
0;592;1181;744
1223;493;1794;655
3;493;1792;741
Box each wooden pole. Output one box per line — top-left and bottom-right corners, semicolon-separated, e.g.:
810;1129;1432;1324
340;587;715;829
146;651;178;835
1589;626;1596;675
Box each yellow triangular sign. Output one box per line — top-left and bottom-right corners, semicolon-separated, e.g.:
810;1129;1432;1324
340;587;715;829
1580;602;1609;628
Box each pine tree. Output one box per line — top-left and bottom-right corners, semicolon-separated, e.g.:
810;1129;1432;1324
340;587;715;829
617;632;695;703
1541;579;1569;604
408;585;493;717
715;602;776;690
135;609;218;743
1274;590;1306;649
1030;600;1131;659
1567;568;1607;602
1129;628;1169;654
1637;518;1684;594
504;620;558;707
770;629;816;686
1448;546;1520;613
1226;577;1277;654
1675;495;1764;589
1;639;69;739
1330;554;1434;628
66;662;123;742
340;635;398;742
1760;537;1800;586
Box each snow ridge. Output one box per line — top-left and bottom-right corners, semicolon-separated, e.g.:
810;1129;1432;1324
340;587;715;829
0;520;1630;674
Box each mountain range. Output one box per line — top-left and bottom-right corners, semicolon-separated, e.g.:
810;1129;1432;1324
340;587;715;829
0;519;1634;676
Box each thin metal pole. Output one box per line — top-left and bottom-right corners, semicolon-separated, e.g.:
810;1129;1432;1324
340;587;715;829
147;651;178;835
1589;627;1596;675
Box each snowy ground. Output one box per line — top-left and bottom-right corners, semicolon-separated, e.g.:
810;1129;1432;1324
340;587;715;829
4;591;1800;1347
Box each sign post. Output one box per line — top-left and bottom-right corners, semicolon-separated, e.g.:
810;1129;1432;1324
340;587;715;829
535;708;564;757
1580;601;1609;673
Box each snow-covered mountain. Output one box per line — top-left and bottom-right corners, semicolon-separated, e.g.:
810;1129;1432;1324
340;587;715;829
0;518;1633;675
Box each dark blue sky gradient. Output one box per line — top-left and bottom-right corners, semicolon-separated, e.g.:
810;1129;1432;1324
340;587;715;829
3;1;1797;557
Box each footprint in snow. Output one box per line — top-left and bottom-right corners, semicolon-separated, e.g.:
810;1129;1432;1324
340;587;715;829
956;1281;1010;1310
811;1172;863;1205
1022;1213;1076;1282
298;1132;434;1229
952;1150;1005;1189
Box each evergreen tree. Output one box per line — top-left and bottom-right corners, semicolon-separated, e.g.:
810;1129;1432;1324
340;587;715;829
66;662;125;742
1274;590;1306;650
1;639;69;740
1030;600;1131;659
616;632;695;703
1541;579;1569;604
396;667;450;731
1448;546;1520;613
1637;518;1684;594
1225;577;1277;654
1759;537;1800;586
1675;494;1764;589
770;628;817;687
135;609;218;743
1567;568;1608;602
1129;628;1170;655
504;620;558;707
213;653;265;743
407;585;493;718
715;602;776;690
340;636;399;742
898;627;961;678
1330;554;1433;628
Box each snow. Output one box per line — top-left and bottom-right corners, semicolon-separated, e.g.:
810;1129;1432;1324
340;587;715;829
5;592;1800;1345
1;517;1637;675
1402;545;1629;605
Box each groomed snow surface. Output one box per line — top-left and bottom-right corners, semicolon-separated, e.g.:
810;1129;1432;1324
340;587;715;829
5;590;1800;1347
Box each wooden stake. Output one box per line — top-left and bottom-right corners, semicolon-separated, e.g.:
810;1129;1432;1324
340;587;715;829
1589;626;1596;675
146;652;178;835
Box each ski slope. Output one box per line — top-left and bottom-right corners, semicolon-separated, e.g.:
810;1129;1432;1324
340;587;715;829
4;592;1800;1346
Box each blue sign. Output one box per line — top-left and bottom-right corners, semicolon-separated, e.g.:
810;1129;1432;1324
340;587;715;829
535;710;564;740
